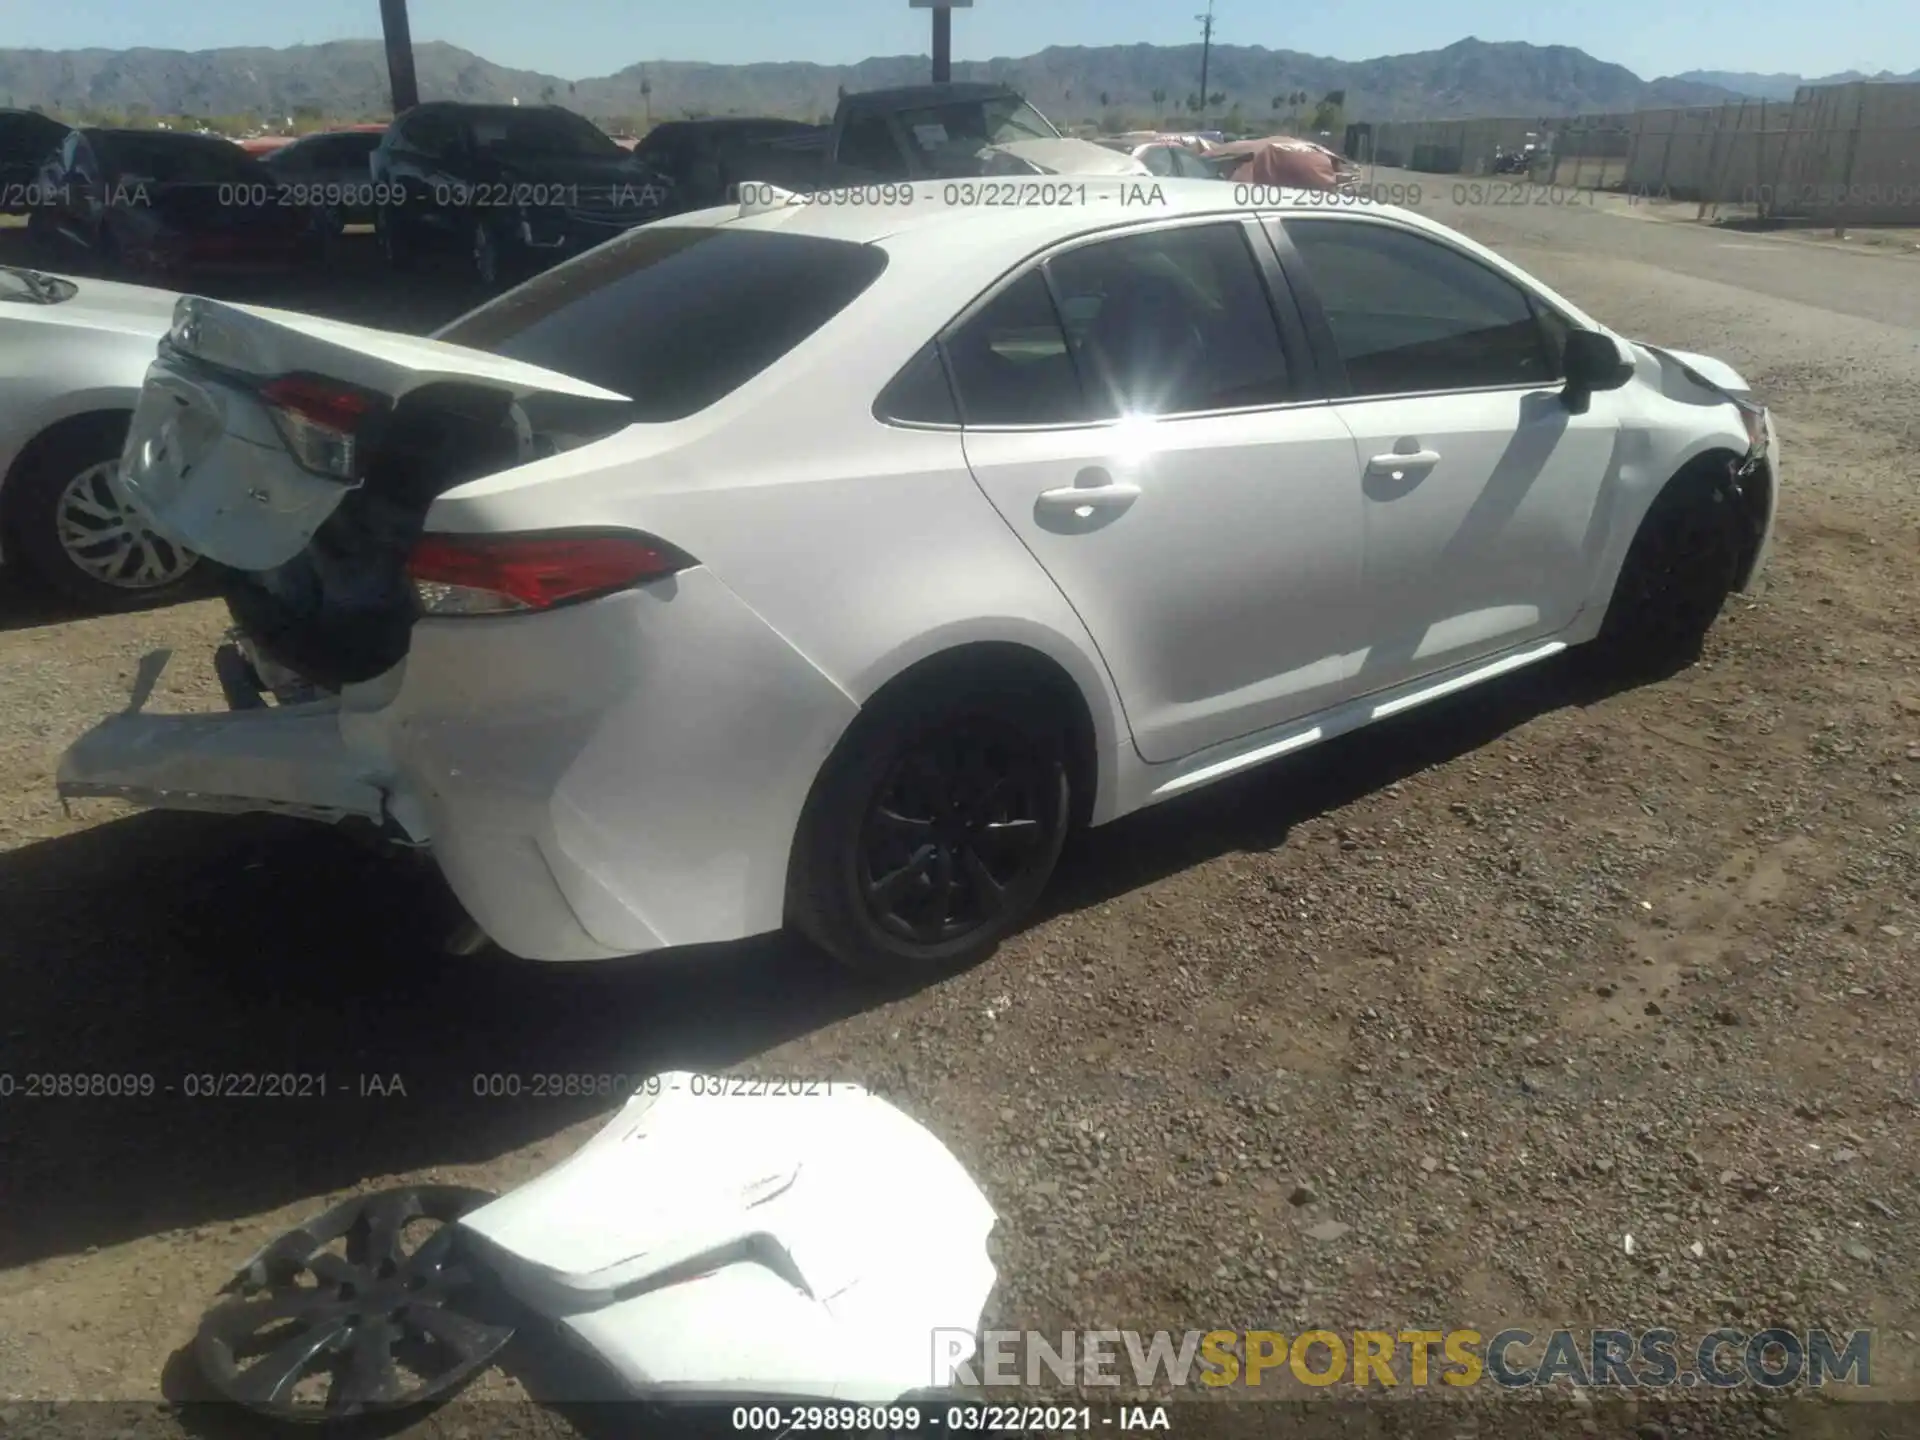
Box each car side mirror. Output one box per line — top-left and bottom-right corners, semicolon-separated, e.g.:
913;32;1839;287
1562;329;1634;410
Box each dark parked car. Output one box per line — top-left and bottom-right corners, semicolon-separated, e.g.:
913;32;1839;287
0;109;71;215
369;102;676;287
259;128;386;234
627;117;819;209
28;128;320;282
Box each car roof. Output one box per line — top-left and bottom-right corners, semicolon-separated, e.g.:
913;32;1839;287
850;82;1019;107
82;127;243;146
652;117;814;132
280;128;381;146
689;176;1434;251
406;101;576;116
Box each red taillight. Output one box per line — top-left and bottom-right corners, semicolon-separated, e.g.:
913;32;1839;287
406;531;696;615
260;375;380;432
258;374;382;480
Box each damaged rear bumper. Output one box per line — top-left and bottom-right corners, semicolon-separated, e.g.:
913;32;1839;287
55;574;860;965
58;694;400;830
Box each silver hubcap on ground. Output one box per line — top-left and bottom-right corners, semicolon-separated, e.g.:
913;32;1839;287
55;460;197;590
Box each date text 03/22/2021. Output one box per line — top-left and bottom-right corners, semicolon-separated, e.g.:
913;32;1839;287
728;1403;1172;1433
0;1071;407;1099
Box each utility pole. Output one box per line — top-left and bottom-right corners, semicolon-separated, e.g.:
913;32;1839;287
378;0;420;115
933;7;952;82
1195;1;1214;128
911;0;971;85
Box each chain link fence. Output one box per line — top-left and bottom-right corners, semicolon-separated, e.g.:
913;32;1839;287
1351;80;1920;227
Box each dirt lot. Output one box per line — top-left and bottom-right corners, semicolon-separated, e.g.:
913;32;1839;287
1;198;1917;1436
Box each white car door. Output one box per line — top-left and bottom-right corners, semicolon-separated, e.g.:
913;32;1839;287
955;218;1366;765
1277;216;1625;694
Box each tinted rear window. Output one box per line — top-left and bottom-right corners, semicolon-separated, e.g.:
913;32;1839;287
438;226;889;422
0;113;66;149
93;133;262;183
466;107;621;158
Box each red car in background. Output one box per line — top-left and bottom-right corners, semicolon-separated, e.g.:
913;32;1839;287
28;127;321;282
237;122;387;158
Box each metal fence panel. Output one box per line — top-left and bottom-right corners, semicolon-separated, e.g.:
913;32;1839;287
1369;80;1920;224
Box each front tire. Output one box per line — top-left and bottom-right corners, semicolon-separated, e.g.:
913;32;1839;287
472;219;528;290
787;674;1072;981
375;205;415;270
1585;466;1743;681
2;415;200;611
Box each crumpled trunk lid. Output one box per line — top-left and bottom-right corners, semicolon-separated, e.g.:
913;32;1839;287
117;295;632;573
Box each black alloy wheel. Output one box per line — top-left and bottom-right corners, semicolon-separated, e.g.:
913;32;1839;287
1590;470;1744;680
860;715;1057;947
789;678;1072;978
194;1185;514;1421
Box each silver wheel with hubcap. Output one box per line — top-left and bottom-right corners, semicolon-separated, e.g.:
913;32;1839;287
55;459;197;593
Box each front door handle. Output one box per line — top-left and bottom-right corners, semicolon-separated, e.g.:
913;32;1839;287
1366;448;1441;475
1036;473;1142;513
1037;482;1141;508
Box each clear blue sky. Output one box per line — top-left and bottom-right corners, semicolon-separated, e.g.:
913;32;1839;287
5;0;1913;85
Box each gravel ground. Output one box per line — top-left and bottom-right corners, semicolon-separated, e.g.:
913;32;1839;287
0;199;1916;1439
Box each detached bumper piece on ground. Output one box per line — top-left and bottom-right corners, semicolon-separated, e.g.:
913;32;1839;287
192;1074;998;1422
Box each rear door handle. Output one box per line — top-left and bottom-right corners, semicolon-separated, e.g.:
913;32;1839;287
1366;449;1441;474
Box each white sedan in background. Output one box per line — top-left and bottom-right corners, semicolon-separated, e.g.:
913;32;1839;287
0;264;197;608
60;179;1776;976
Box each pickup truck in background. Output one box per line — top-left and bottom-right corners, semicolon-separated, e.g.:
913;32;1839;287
681;83;1148;196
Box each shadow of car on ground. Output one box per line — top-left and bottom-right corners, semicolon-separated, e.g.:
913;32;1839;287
0;649;1626;1275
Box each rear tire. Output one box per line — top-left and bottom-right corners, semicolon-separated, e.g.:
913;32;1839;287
1584;465;1743;682
2;415;201;612
787;671;1072;982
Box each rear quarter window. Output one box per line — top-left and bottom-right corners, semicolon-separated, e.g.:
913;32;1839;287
436;226;889;421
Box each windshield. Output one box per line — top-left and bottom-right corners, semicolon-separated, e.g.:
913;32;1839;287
468;109;623;159
93;134;263;183
894;94;1060;177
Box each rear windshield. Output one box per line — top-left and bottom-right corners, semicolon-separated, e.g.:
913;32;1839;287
437;226;890;422
93;133;263;183
466;108;622;159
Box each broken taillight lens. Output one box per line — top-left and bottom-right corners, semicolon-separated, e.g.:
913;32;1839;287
407;530;697;616
259;374;382;481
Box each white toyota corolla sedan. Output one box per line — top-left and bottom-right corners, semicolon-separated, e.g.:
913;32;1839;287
59;178;1778;976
